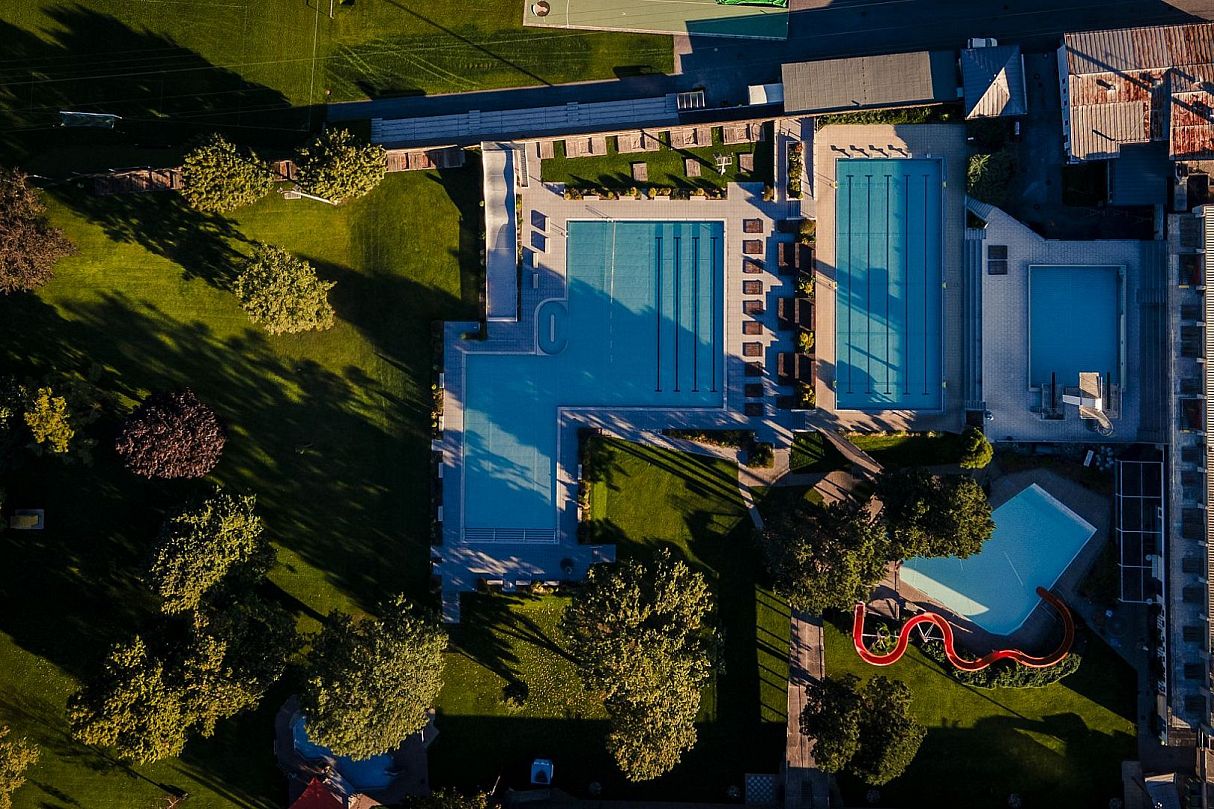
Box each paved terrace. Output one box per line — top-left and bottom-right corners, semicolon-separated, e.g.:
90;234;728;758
812;123;967;433
435;142;812;622
970;200;1166;443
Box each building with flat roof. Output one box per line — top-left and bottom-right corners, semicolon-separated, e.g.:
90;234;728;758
781;51;958;116
1059;22;1214;162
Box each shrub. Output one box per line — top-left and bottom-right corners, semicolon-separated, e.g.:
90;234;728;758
115;389;226;479
0;725;39;809
797;274;814;296
181;134;275;213
0;167;75;294
798;330;815;354
959;425;994;469
296;128;386;203
786;143;804;199
967;148;1016;207
234;244;336;335
797;380;816;409
920;638;1082;688
798;218;816;244
747;442;774;469
662;429;753;448
22;387;73;455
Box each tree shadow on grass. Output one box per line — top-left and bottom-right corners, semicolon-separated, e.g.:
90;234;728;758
52;184;249;291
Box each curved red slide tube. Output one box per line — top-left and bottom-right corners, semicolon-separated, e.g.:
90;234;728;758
852;587;1074;672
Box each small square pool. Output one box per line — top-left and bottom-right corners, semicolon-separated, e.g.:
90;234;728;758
899;483;1096;636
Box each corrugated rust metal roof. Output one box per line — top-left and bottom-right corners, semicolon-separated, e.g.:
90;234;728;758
1065;22;1214;74
781;51;957;114
1172;89;1214;158
1071;100;1150;159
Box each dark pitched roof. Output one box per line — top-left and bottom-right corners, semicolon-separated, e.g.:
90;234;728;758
961;45;1027;118
290;779;345;809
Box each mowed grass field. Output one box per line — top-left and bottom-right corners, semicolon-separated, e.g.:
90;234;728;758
0;0;672;140
0;166;482;809
822;619;1136;808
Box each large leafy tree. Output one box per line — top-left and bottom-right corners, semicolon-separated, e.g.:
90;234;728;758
561;551;714;781
799;674;864;773
878;469;994;560
296;128;386;203
115;389;226;479
302;595;446;760
149;490;269;614
850;676;926;786
761;498;889;614
181;134;275;213
68;636;190;763
68;626;271;764
0;167;74;294
234;244;335;335
799;675;925;786
0;726;39;809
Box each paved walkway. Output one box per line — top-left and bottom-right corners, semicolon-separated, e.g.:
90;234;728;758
785;612;830;809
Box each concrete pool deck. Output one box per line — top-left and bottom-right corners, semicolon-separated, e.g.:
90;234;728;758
812;123;966;433
435;140;812;621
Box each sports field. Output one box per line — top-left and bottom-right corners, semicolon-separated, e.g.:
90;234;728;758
0;0;672;148
834;158;943;411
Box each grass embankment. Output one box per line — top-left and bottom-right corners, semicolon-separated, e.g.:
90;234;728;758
0;166;481;809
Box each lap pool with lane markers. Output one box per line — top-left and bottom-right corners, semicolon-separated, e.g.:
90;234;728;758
462;220;724;533
834;158;943;411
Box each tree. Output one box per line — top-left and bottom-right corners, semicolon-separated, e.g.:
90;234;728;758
561;551;714;781
22;387;72;454
150;490;268;614
760;498;890;614
799;675;925;786
849;676;926;786
115;389;226;479
408;789;492;809
69;626;273;764
799;674;864;773
0;726;39;809
234;244;336;335
295;128;386;203
302;595;446;760
0;167;74;294
181;134;275;213
68;636;190;763
959;426;994;470
879;469;994;560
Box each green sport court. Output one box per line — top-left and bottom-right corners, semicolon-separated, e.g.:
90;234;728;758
523;0;789;39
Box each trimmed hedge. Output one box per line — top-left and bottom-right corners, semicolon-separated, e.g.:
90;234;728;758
920;638;1082;688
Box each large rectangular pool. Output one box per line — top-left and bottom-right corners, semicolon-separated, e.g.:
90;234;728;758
1029;264;1122;389
899;483;1096;636
462;220;725;532
834;158;943;411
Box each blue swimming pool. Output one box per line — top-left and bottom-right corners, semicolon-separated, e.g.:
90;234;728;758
291;715;395;790
899;484;1096;636
834;158;942;410
462;220;724;532
1029;264;1122;389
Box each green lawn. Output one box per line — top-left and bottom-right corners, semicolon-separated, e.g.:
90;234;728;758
579;439;789;796
789;431;846;473
846;432;965;468
541;128;774;191
0;166;481;809
822;619;1136;808
0;0;671;152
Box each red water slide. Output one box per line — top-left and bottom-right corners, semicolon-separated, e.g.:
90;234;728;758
851;587;1075;672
